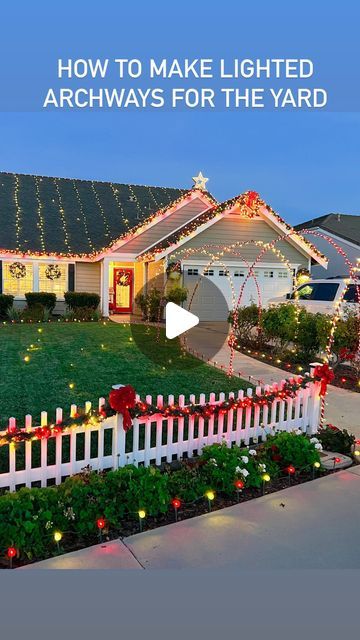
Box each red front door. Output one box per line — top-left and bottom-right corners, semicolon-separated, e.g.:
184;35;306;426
113;268;133;313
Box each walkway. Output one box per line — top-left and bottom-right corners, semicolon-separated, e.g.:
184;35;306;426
187;322;360;435
22;466;360;569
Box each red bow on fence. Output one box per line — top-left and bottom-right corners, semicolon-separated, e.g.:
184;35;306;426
109;385;136;431
313;363;335;397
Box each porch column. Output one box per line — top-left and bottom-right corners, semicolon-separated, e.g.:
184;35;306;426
101;258;110;317
33;261;39;292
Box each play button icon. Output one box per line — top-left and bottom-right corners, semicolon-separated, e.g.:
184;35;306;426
165;302;199;339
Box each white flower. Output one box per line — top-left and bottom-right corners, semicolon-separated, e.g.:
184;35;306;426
295;429;303;436
315;443;323;450
209;458;218;466
241;456;249;464
248;449;257;456
240;468;249;477
310;437;319;444
235;465;241;473
259;463;266;472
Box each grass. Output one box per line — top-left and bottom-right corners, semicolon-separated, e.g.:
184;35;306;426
0;321;249;427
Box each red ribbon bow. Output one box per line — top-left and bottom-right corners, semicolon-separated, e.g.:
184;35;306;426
109;385;136;431
245;191;258;208
313;363;334;396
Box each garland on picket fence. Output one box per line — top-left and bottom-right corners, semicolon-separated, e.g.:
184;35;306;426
0;371;329;447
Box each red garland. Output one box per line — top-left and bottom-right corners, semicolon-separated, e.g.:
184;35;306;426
108;385;136;431
313;363;335;396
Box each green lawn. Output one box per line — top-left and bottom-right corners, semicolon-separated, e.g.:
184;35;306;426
0;322;249;427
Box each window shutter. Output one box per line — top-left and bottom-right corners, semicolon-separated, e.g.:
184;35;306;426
68;264;75;291
0;261;2;294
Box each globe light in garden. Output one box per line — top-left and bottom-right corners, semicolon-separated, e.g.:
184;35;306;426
287;465;295;485
205;490;215;512
54;530;63;551
234;478;244;502
313;460;321;479
138;509;146;532
7;546;16;568
97;518;105;541
171;497;181;521
262;473;271;495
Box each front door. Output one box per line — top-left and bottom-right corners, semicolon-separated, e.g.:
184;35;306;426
113;268;133;313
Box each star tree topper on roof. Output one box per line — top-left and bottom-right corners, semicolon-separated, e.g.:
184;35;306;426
192;171;209;191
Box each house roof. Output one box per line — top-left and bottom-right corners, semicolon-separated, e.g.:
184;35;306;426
140;191;328;266
0;171;191;256
295;213;360;247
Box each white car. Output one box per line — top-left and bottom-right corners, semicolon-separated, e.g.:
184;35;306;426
268;278;359;315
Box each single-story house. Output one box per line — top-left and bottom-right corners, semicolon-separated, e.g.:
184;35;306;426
0;171;327;320
295;213;360;278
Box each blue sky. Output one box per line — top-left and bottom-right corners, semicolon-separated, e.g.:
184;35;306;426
0;0;359;225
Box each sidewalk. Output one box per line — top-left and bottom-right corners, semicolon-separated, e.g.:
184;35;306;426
187;322;360;436
22;467;360;570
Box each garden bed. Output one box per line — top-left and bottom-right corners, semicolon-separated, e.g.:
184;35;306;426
1;428;358;569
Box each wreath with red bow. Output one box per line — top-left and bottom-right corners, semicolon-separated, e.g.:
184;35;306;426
108;385;136;431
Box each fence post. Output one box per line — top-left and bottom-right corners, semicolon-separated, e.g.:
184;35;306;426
307;363;322;434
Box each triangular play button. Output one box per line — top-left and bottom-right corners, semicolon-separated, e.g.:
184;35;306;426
165;302;199;339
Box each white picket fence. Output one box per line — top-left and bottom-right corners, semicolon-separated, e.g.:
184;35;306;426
0;368;321;492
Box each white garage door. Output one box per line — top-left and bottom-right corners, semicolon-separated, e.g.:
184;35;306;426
183;265;293;321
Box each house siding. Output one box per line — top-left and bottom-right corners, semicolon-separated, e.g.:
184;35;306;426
75;262;101;295
168;217;308;267
119;198;209;255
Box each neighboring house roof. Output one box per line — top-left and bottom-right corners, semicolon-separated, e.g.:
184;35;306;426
295;213;360;247
0;171;191;256
140;191;328;267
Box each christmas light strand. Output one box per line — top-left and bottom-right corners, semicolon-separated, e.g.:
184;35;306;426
34;176;46;252
72;180;95;252
54;178;71;252
91;182;111;240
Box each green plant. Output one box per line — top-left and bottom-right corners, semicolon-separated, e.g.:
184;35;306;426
0;294;14;319
64;307;101;321
317;424;355;455
135;288;164;321
262;304;297;350
21;302;45;322
166;464;207;502
166;286;188;306
201;442;265;493
228;304;263;348
262;431;321;471
6;305;22;322
25;292;56;311
333;311;360;355
64;292;100;310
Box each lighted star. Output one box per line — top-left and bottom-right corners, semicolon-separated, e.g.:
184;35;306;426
192;171;209;191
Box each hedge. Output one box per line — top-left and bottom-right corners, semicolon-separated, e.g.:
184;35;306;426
25;292;57;311
64;292;100;310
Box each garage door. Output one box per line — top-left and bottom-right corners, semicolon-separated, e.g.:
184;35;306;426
183;265;293;321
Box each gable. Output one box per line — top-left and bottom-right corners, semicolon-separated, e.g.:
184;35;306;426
114;196;210;256
167;216;309;266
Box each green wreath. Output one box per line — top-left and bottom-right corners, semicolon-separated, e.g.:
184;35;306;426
45;264;62;281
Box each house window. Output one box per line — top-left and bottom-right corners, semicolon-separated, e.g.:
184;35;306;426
3;261;33;296
187;268;199;276
203;269;214;276
39;263;68;296
264;270;274;278
278;270;289;278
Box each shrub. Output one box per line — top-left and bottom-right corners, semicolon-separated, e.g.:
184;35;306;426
0;294;14;319
135;288;165;322
65;307;101;322
21;302;45;322
333;311;360;355
262;431;321;471
25;292;56;311
64;292;100;310
201;442;266;493
166;286;188;306
6;306;22;321
262;304;297;350
166;465;207;502
317;424;355;455
228;304;261;347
